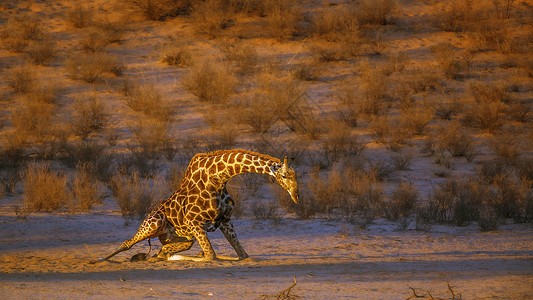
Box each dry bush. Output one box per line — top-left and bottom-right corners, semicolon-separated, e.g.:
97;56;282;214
1;15;45;52
60;139;108;169
79;28;114;52
369;115;391;143
65;3;94;28
426;177;488;226
321;120;364;164
464;100;507;132
72;93;108;140
22;162;69;212
237;93;278;134
66;52;124;83
469;81;515;104
392;150;414;171
122;0;192;20
399;106;434;136
125;82;173;123
357;60;390;117
336;82;360;127
517;158;533;181
6;66;36;94
488;175;526;222
185;58;237;104
367;159;396;182
437;122;477;160
24;40;56;65
262;0;303;40
356;0;398;25
251;199;281;221
384;181;417;220
478;159;508;184
219;42;258;74
12;100;55;142
434;95;463;120
490;130;521;163
190;0;237;37
129;118;172;158
431;43;465;80
159;43;192;67
308;5;362;58
109;170;168;219
71;162;101;211
432;0;482;32
290;63;321;81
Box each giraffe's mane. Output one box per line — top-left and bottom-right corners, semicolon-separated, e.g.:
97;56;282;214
193;149;282;163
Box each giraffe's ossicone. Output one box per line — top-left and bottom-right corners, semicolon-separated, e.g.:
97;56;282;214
90;150;298;263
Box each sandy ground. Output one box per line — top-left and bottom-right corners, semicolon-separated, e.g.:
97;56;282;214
1;202;532;299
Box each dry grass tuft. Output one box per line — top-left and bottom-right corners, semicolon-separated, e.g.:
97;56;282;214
22;162;69;212
72;93;108;140
185;58;237;104
66;52;124;83
71;162;101;211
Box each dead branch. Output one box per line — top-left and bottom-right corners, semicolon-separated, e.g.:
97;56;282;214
406;282;461;300
277;276;298;300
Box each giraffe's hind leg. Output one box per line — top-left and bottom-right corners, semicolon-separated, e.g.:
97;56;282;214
90;211;166;264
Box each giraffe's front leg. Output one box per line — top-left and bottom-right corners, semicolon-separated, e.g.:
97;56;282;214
156;240;195;260
220;220;249;260
193;227;216;261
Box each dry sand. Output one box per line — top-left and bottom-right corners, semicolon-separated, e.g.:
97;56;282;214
1;202;532;299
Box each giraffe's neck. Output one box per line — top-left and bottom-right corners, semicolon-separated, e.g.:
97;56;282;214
200;150;281;189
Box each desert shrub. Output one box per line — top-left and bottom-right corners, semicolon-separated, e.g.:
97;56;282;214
219;42;258;74
427;177;487;226
357;60;390;117
109;170;168;219
66;52;124;83
12;100;55;142
65;3;94;28
434;95;463;120
399;106;433;136
60;140;108;168
290;63;320;81
464;100;507;132
367;159;396;182
72;93;108;140
123;0;192;20
384;181;417;220
321;120;364;164
22;162;69;212
6;66;36;94
190;0;236;37
356;0;398;25
309;6;357;41
490;130;521;163
405;65;442;92
489;175;525;221
159;43;192;66
24;40;56;65
517;158;533;181
478;159;508;184
392;150;414;171
262;0;303;40
128;118;172;158
469;81;515;104
185;58;237;104
71;162;101;211
336;82;360;127
79;28;114;52
1;15;45;52
431;43;465;79
251;199;281;221
438;122;477;160
238;93;278;134
369;115;391;143
431;0;481;32
125;82;173;123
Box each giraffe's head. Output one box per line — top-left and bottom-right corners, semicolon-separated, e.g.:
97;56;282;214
272;157;298;203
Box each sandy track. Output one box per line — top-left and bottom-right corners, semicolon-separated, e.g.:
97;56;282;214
1;213;532;299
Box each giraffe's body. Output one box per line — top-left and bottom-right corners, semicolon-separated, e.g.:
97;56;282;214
91;150;298;263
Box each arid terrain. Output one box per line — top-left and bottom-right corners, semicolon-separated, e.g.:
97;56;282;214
1;0;532;298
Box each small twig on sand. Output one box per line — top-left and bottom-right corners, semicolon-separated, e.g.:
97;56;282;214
407;281;461;300
277;276;298;300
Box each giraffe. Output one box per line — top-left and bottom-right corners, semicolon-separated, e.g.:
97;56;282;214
90;149;298;263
